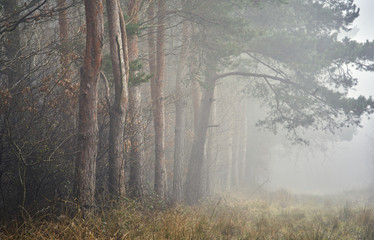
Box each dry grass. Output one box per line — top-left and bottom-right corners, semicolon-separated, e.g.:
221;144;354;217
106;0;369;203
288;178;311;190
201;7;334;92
1;192;374;239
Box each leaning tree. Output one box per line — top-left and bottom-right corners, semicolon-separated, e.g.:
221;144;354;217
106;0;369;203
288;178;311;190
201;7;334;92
184;0;374;204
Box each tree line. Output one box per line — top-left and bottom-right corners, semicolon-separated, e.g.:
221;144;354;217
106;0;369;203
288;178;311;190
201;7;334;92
1;0;374;219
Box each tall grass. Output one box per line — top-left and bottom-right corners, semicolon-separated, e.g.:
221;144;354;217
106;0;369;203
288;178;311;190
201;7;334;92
1;192;374;239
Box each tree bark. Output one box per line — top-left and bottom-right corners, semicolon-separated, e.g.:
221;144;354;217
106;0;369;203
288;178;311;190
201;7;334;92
127;86;144;198
127;0;144;200
106;0;128;198
77;0;104;216
147;0;157;195
172;20;190;204
58;0;68;43
185;77;216;204
155;0;167;200
148;0;167;199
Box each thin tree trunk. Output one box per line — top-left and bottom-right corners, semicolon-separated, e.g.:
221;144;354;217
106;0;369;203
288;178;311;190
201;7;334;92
127;0;144;200
173;20;190;204
148;0;167;199
225;136;232;191
77;0;104;217
106;0;128;198
231;116;239;190
191;55;201;135
147;0;157;195
245;99;256;190
147;2;157;95
238;109;246;187
58;0;68;44
205;88;216;196
119;7;129;75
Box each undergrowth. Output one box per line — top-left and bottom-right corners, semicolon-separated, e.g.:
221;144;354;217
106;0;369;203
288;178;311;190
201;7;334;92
1;192;374;239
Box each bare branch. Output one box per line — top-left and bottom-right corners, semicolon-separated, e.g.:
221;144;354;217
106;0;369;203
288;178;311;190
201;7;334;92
0;0;48;36
246;52;289;80
212;71;293;85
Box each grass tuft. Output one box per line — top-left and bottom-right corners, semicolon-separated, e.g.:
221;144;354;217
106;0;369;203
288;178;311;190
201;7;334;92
1;192;374;239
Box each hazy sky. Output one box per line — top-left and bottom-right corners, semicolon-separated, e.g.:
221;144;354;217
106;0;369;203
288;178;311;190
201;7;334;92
351;0;374;97
352;0;374;43
267;0;374;195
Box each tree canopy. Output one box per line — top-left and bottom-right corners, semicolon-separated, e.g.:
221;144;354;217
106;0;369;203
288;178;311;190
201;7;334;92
184;0;374;142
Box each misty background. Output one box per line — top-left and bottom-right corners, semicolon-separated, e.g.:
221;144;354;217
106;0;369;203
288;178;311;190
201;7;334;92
266;0;374;195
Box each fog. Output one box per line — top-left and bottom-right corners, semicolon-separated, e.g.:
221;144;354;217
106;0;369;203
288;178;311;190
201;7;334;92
4;0;374;237
3;0;374;223
267;122;373;194
265;0;374;195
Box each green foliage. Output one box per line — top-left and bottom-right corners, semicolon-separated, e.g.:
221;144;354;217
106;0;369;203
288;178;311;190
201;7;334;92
252;76;374;143
126;22;140;37
129;59;151;87
189;0;257;64
195;0;374;142
122;10;141;37
102;57;149;87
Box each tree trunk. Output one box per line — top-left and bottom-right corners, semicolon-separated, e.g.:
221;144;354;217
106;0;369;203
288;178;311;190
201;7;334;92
185;77;216;204
205;88;216;196
106;0;128;198
147;2;157;90
231;116;239;190
127;86;144;198
191;55;201;135
147;0;157;195
58;0;68;45
225;136;232;191
77;0;104;217
127;0;144;200
244;100;256;190
185;54;218;204
148;0;167;199
238;108;247;187
172;20;190;204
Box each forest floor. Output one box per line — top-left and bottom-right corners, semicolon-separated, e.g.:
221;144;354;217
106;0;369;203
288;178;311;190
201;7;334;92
1;189;374;239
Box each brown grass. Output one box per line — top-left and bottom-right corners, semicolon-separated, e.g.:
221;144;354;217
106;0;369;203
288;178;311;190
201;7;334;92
1;193;374;239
